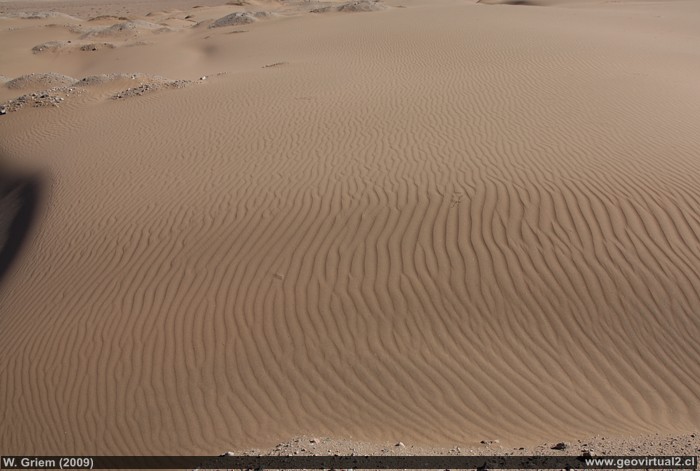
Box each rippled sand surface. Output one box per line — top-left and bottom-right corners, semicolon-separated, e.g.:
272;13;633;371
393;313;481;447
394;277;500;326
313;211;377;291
1;0;699;454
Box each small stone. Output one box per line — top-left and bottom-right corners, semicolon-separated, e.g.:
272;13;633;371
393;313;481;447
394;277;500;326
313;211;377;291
396;442;405;447
310;438;319;444
582;450;595;457
200;76;207;80
0;107;6;115
220;451;234;457
551;442;568;450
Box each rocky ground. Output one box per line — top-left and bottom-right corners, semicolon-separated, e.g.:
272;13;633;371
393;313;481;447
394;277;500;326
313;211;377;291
211;433;699;470
0;72;195;112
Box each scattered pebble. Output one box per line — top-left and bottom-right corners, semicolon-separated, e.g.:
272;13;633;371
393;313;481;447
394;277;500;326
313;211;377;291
1;72;197;112
208;11;270;28
6;72;76;90
2;87;82;113
312;0;386;13
111;79;191;99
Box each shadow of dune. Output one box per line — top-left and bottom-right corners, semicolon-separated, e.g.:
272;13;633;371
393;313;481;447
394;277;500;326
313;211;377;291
0;164;42;288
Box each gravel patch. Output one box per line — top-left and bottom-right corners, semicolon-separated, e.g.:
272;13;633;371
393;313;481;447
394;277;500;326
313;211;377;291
208;11;271;28
6;73;77;90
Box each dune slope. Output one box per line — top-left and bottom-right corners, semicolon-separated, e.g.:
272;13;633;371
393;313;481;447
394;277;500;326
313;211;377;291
1;0;700;454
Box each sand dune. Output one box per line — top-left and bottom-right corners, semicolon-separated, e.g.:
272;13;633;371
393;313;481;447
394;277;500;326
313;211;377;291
1;0;700;456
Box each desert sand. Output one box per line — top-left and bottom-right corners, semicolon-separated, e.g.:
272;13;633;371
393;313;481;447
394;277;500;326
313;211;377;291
1;0;699;457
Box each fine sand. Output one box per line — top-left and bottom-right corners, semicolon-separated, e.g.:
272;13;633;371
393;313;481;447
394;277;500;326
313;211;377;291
1;0;700;456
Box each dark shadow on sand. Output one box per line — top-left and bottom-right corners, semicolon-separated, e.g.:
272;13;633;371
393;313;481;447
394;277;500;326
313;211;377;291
0;166;42;288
